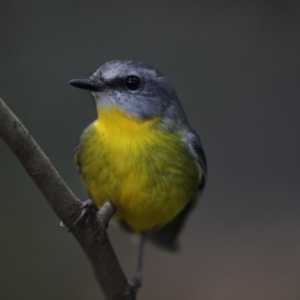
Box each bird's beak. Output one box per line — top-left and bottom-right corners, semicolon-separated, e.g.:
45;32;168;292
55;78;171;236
68;79;103;92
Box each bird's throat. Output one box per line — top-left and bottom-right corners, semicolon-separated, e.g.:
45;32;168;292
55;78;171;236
96;106;160;135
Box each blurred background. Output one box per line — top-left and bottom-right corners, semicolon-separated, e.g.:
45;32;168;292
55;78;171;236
1;1;300;299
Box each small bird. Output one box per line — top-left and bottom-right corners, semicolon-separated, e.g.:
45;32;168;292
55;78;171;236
69;60;206;290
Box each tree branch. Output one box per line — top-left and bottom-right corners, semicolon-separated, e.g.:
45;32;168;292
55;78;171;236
0;97;129;300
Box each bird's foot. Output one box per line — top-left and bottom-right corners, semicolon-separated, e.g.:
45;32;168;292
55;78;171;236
68;199;97;232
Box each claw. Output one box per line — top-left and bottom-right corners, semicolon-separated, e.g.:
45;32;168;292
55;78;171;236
68;199;97;232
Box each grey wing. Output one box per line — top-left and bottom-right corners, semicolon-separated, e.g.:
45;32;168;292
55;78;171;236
148;129;207;251
185;129;207;189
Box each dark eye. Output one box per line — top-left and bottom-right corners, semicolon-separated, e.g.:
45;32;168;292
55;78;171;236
125;76;140;90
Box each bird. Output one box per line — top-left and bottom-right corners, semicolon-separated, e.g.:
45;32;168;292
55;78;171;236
69;60;207;292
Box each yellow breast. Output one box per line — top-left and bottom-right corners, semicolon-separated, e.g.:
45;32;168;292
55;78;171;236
76;106;199;232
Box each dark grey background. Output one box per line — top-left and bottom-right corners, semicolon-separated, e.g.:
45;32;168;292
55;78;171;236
1;1;300;299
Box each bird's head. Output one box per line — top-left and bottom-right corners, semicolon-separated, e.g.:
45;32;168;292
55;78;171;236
69;60;186;124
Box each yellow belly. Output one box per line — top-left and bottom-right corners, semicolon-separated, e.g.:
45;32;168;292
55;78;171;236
76;107;199;232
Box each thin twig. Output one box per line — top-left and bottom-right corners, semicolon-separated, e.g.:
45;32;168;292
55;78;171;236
0;97;129;300
127;234;147;300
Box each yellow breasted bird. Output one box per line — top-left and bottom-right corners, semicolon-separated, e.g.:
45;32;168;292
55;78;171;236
69;60;206;285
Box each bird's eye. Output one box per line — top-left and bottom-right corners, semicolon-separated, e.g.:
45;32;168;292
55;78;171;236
125;76;140;90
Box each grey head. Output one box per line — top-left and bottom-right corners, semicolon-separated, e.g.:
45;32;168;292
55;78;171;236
69;60;188;128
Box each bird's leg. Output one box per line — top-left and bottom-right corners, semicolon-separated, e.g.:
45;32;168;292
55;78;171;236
68;199;97;232
66;199;117;234
96;200;117;229
126;233;147;299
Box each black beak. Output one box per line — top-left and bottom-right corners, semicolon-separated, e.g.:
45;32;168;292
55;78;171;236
68;79;102;92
